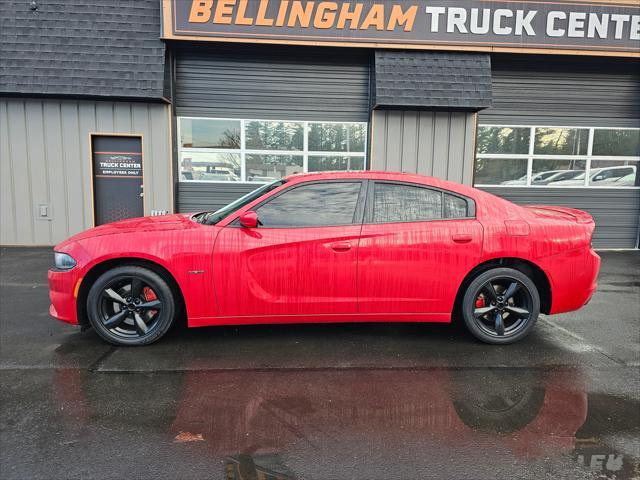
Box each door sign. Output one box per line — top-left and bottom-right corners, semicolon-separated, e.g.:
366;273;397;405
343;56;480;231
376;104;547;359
91;135;144;226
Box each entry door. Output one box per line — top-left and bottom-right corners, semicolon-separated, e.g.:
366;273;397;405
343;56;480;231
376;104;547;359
357;182;483;315
213;181;366;318
91;135;143;225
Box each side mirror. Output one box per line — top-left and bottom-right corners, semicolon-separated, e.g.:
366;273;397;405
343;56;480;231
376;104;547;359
239;210;259;228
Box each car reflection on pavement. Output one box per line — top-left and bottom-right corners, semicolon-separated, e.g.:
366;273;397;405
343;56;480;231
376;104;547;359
50;366;639;480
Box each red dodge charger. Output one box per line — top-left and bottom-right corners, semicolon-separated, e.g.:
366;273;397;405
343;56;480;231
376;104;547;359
48;171;600;346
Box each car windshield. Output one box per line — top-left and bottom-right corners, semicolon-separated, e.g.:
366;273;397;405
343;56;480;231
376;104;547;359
194;179;286;225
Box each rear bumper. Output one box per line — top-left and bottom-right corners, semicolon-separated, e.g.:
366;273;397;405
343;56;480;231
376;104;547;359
48;268;80;325
544;247;600;315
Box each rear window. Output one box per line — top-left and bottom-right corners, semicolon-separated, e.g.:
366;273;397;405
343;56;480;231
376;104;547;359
373;183;442;223
372;183;472;223
444;194;468;219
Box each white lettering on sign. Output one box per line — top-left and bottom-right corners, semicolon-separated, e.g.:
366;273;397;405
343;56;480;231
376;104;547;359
423;6;640;41
547;11;566;37
515;10;536;36
99;162;142;169
424;6;445;32
469;9;490;35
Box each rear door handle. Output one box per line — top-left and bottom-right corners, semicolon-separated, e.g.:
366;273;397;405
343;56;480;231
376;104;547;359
452;234;472;244
328;241;352;252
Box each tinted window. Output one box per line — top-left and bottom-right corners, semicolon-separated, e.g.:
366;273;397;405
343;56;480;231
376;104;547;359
534;128;589;155
444;194;468;218
256;182;362;227
373;183;442;223
180;118;241;149
592;129;640;157
476;126;530;154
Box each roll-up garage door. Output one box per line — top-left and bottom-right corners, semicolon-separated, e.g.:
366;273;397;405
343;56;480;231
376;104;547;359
174;45;371;213
479;56;640;249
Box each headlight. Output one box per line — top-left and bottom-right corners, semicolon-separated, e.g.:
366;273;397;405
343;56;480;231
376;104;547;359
54;252;76;270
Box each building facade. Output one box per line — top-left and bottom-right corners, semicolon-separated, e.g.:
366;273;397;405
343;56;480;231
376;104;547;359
1;0;639;248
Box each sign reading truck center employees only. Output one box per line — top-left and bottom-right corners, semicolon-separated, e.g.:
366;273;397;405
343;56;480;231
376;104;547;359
161;0;640;57
91;135;144;226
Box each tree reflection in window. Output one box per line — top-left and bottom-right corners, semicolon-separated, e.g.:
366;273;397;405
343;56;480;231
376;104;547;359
245;121;304;151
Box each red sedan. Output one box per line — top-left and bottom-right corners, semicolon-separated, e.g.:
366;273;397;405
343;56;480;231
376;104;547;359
48;171;600;346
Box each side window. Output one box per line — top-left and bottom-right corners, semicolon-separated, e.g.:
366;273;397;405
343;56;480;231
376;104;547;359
256;182;362;227
373;183;442;223
444;194;468;219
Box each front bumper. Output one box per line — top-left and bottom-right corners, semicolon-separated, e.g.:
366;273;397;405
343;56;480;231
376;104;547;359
48;268;80;325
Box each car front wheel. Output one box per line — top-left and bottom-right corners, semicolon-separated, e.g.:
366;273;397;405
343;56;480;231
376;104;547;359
462;267;540;345
86;266;176;346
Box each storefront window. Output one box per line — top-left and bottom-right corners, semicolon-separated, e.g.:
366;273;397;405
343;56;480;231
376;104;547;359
530;160;586;185
474;126;640;188
179;118;241;149
476;127;530;155
179;152;241;182
308;123;366;152
308;155;365;172
588;160;639;187
245;121;304;151
245;154;303;182
179;117;367;182
534;128;589;156
474;158;528;186
592;129;640;157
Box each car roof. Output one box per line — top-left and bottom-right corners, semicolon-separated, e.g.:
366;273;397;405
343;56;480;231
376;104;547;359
284;170;478;196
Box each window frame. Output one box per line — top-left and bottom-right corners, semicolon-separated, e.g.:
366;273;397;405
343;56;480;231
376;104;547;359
475;124;640;189
178;116;368;184
231;179;368;229
364;180;476;225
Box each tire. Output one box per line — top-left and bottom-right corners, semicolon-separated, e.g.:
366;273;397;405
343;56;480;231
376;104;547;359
86;265;176;346
462;267;540;345
450;369;545;433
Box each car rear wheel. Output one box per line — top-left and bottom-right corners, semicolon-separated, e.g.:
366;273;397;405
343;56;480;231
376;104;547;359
86;266;176;346
462;267;540;345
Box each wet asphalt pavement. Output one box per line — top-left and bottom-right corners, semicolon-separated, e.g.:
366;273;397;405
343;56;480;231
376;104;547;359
0;248;639;480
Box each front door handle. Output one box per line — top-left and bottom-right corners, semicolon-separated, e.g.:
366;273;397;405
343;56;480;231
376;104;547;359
452;234;473;244
328;241;352;252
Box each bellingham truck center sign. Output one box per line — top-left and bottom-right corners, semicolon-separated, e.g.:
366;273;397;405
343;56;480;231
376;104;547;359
162;0;640;57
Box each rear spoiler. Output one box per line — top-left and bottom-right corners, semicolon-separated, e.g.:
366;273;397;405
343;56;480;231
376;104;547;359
524;205;594;224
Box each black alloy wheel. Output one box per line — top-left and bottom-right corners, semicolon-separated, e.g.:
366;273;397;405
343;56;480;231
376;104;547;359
86;266;176;346
462;267;540;345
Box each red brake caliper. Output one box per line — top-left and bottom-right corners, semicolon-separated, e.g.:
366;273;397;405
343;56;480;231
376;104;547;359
142;287;158;316
475;296;485;308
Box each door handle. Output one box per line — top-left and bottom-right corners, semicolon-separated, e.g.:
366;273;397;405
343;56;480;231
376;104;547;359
452;234;472;244
328;241;352;252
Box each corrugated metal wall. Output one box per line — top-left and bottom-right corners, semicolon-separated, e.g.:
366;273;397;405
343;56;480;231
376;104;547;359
481;56;640;128
370;111;476;185
481;187;639;249
175;46;371;213
178;183;257;214
175;47;370;121
0;98;173;246
479;56;640;249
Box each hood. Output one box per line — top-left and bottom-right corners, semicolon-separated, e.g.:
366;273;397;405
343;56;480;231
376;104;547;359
58;214;197;247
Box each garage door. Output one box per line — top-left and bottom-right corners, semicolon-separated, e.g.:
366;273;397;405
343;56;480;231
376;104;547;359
478;56;640;249
174;45;371;213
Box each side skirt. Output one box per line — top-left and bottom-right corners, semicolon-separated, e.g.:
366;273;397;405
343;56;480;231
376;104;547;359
187;312;452;328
